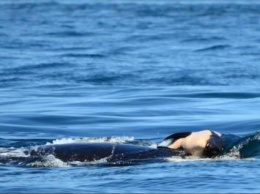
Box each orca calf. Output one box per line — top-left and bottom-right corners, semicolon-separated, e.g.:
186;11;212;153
158;130;224;157
25;130;224;163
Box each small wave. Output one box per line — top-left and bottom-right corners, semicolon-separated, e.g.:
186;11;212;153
46;31;95;38
60;53;106;59
219;132;260;159
181;36;226;43
195;44;231;52
47;136;135;145
184;92;260;99
232;132;260;158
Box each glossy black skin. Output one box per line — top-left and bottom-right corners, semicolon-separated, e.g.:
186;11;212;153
27;143;185;163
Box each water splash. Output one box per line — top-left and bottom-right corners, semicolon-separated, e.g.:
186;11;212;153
25;155;69;167
47;136;135;145
222;132;260;159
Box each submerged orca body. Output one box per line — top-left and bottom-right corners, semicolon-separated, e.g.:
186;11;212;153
27;143;184;163
25;130;225;163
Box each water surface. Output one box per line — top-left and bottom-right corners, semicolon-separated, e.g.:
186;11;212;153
1;0;260;193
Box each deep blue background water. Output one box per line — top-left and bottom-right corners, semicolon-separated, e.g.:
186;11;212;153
1;0;260;193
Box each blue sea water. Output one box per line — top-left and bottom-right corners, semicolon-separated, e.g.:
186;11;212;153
1;0;260;193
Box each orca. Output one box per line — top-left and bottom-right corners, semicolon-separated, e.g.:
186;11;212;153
26;143;185;163
158;130;224;157
24;130;224;163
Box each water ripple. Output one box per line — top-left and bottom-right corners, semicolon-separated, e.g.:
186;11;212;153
1;1;260;192
195;44;231;52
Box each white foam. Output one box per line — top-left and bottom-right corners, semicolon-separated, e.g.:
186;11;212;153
157;139;172;147
224;146;241;158
26;155;69;167
69;157;109;166
148;143;158;149
165;155;211;162
28;154;111;167
0;147;29;158
225;132;260;159
165;154;258;162
0;147;10;153
47;136;135;145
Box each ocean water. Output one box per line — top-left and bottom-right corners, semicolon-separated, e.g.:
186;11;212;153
1;0;260;193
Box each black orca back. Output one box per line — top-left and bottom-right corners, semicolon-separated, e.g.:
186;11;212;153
29;143;154;162
27;143;186;163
